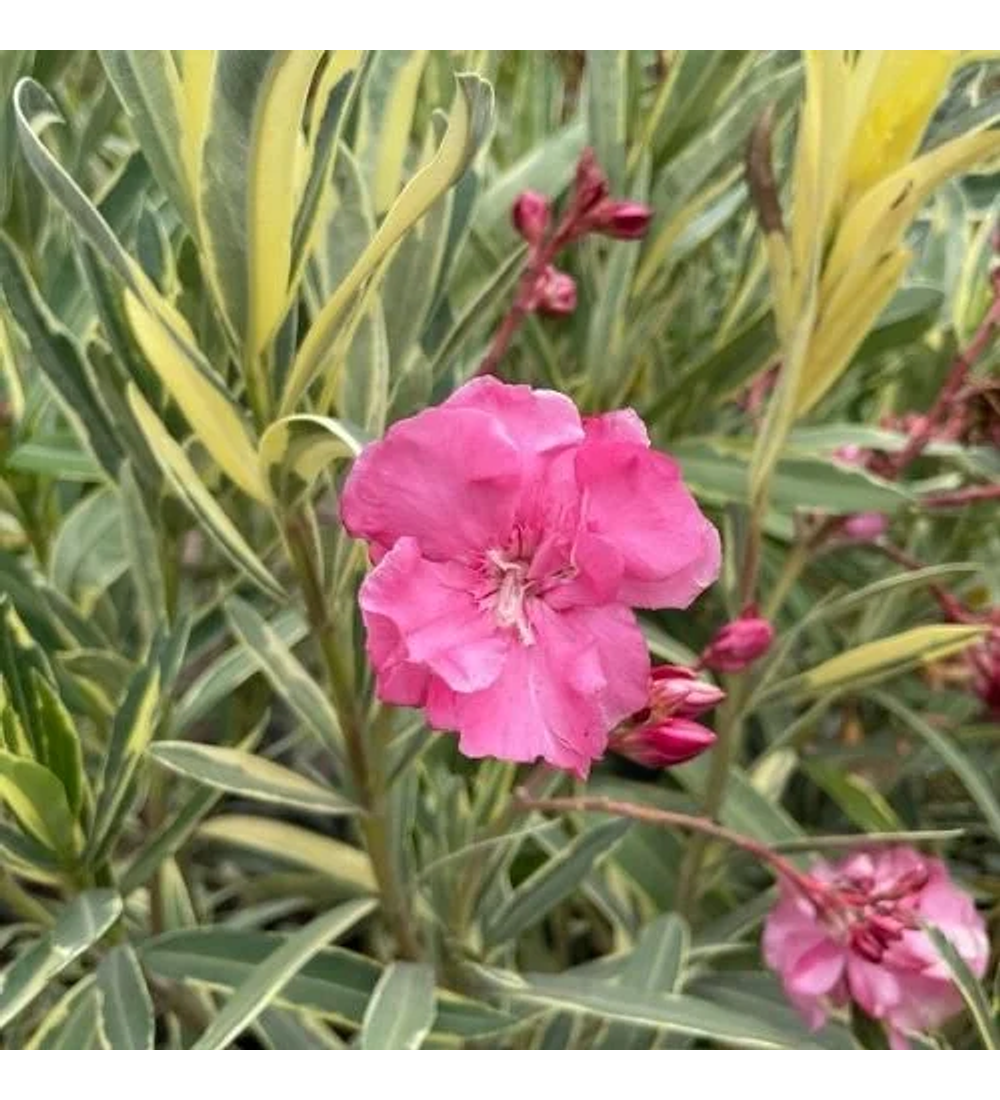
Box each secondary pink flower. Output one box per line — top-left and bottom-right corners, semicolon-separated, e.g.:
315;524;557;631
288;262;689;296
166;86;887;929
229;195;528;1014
764;847;988;1048
701;610;774;673
341;377;721;776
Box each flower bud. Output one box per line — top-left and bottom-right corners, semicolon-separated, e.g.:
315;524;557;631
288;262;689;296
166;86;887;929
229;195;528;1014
701;613;774;673
511;190;551;246
533;265;577;315
610;715;716;769
573;147;609;213
593;200;653;240
649;664;725;718
842;511;888;541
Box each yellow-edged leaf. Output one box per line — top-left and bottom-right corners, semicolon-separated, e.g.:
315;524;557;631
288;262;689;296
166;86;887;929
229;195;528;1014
280;73;493;413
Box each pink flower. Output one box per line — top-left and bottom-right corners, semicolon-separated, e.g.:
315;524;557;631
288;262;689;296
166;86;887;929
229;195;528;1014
532;265;577;315
609;664;721;769
701;611;774;673
341;377;721;776
764;847;989;1047
511;190;551;246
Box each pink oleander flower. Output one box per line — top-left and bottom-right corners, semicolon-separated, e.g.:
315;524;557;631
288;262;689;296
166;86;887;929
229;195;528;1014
341;377;721;776
609;665;721;768
764;847;989;1048
701;610;774;673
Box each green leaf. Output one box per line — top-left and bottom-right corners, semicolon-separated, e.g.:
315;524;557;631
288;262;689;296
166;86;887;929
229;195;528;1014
26;672;84;818
224;596;343;760
483;819;631;946
257;414;365;505
361;962;436;1050
96;945;154;1050
99;51;193;229
0;234;122;476
169;607;308;734
281;73;494;412
601;913;690;1048
49;486;127;611
674;440;912;516
149;742;359;817
4;441;103;482
764;625;986;703
356;52;429;215
193;898;376;1050
143;928;513;1039
802;760;904;833
29;980;105;1050
481;969;805;1049
0;890;122;1030
0;751;79;862
925;925;999;1050
88;642;163;863
198;51;324;363
877;693;1000;844
197;816;375;894
586;51;627;193
128;387;284;600
118;461;167;640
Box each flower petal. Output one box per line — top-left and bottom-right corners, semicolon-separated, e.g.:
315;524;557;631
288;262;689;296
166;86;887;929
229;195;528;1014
341;405;522;560
789;938;846;997
449;602;648;776
846;955;902;1020
360;537;509;694
443;375;584;457
575;440;721;609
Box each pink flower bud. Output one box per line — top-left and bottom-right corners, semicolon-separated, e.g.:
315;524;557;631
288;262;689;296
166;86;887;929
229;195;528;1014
511;190;551;246
842;511;888;541
573;147;609;212
701;613;774;673
593;200;653;240
533;265;577;315
649;664;725;718
610;715;716;769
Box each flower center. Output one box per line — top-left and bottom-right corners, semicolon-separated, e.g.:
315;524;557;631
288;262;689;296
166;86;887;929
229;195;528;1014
813;866;927;961
483;548;535;645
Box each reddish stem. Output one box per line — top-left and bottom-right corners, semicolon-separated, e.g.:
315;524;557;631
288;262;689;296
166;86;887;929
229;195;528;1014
921;483;1000;508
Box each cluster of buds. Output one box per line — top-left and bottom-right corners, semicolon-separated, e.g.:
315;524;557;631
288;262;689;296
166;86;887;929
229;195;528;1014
700;607;774;674
509;149;653;317
609;664;722;769
968;625;1000;716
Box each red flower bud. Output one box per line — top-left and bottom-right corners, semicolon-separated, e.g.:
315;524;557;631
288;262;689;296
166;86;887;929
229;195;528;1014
511;190;551;246
533;265;577;315
573;147;609;213
593;200;653;240
649;664;725;719
610;715;716;769
701;614;774;673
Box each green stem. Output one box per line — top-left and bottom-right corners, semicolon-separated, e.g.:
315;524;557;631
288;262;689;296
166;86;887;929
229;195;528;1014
675;676;749;917
283;507;421;960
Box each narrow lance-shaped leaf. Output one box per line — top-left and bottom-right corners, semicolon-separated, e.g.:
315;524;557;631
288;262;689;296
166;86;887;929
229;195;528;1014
280;73;494;412
0;890;122;1031
361;962;437;1050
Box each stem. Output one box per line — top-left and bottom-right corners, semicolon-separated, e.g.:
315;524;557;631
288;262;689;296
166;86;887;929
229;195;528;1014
516;790;817;899
674;677;749;917
283;508;421;960
476;218;576;378
922;483;1000;508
